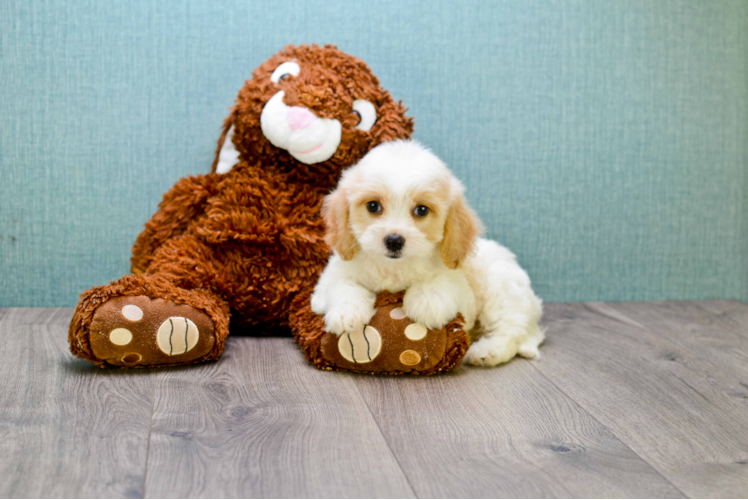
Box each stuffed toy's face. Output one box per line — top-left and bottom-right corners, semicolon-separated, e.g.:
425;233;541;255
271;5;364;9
214;45;414;176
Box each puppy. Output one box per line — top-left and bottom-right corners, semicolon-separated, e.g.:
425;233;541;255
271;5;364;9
311;140;544;366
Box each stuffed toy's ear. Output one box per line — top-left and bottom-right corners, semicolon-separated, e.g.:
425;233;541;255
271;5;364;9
211;109;240;174
370;98;415;148
322;187;358;260
440;195;482;270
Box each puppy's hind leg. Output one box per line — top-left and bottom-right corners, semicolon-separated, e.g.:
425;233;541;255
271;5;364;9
465;319;543;367
463;240;544;367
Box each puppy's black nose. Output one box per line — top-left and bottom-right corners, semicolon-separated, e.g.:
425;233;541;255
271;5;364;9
384;234;405;252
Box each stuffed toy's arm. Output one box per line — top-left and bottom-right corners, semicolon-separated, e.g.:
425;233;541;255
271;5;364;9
131;174;219;273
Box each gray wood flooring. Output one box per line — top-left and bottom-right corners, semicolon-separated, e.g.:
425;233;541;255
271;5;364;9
1;301;747;498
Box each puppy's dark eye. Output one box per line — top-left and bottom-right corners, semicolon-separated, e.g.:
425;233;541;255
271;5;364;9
414;205;429;217
366;201;382;214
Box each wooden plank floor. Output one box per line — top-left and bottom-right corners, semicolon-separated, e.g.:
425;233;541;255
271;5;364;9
1;301;747;498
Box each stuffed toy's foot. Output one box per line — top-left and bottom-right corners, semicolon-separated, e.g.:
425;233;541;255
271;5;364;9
69;274;230;368
87;295;216;367
290;291;470;375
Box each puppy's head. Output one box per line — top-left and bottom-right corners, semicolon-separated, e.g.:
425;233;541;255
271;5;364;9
322;140;482;268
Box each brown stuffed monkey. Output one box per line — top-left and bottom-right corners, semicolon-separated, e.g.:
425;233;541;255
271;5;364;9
69;44;469;374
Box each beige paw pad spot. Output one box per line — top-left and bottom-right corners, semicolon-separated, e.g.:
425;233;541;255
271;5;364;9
389;307;407;320
121;304;143;321
404;323;427;341
121;353;142;364
109;328;133;346
400;350;421;366
338;326;382;364
157;317;199;356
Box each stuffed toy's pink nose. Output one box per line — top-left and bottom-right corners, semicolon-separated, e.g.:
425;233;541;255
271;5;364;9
287;106;317;130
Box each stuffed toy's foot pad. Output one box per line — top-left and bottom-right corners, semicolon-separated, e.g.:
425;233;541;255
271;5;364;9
88;296;215;367
337;326;383;363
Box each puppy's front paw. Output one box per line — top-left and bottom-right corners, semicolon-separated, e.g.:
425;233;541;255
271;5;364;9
324;303;376;337
402;287;460;330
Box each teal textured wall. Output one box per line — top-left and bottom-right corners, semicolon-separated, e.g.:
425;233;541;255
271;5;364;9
1;0;746;306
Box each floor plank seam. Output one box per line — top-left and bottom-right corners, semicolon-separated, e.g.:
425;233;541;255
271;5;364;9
691;301;748;335
604;301;748;396
615;301;748;410
525;359;691;499
140;373;158;499
353;380;419;499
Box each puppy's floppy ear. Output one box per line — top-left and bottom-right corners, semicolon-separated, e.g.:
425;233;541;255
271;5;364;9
211;108;240;174
322;187;358;260
440;194;482;269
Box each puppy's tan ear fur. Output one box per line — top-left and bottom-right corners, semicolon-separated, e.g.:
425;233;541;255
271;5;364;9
322;187;358;260
441;195;482;269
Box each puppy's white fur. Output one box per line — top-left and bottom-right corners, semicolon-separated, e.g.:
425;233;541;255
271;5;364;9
311;140;544;366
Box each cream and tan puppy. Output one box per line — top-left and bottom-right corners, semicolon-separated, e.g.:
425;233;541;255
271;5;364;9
311;140;544;366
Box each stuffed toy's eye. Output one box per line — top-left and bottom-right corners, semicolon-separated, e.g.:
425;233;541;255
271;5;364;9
366;201;382;214
352;99;376;131
271;61;300;83
414;205;429;217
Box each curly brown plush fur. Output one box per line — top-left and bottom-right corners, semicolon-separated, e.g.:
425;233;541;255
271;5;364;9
69;44;469;373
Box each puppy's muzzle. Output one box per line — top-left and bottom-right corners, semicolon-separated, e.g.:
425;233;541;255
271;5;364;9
384;234;405;258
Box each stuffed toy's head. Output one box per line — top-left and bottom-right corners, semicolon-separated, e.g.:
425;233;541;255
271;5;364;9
213;44;414;179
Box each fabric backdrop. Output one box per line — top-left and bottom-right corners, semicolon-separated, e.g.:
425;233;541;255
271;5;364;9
1;0;746;306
